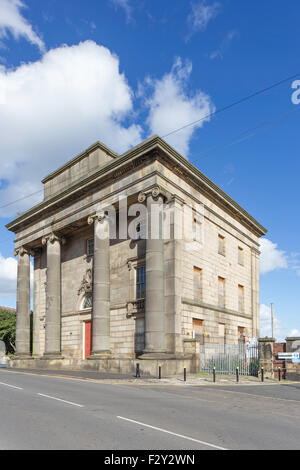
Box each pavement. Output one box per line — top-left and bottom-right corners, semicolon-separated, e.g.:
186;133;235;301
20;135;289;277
0;367;300;450
3;366;280;385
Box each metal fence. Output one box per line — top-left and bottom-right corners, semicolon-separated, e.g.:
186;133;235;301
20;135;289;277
199;342;259;376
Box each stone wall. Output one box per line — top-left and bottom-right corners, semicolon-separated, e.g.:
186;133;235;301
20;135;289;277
11;140;263;369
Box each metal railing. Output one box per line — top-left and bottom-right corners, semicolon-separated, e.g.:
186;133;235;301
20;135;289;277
199;342;259;376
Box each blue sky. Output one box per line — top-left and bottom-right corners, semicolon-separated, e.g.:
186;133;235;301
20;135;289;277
0;0;299;339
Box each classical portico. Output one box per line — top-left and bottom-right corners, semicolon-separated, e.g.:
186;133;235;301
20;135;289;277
7;135;266;375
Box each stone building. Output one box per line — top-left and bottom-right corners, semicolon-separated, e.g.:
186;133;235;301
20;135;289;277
7;135;267;375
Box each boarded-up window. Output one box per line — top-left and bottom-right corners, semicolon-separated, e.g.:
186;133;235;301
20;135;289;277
238;247;244;265
193;267;202;301
219;323;225;345
218;235;225;256
218;277;225;308
238;285;244;313
192;318;204;338
238;326;246;344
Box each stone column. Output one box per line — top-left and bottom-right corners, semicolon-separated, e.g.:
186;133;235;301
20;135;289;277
164;196;183;355
32;250;41;356
15;247;31;357
251;248;260;338
88;214;111;356
139;187;166;356
42;234;64;357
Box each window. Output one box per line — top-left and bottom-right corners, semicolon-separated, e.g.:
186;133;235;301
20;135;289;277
218;235;225;256
218;277;225;308
192;318;204;338
193;217;201;242
87;238;94;256
238;247;244;266
193;267;202;301
135;318;145;353
238;326;246;344
136;266;146;299
238;285;244;313
81;293;93;310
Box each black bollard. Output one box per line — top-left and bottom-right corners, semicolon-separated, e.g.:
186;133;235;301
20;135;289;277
236;367;239;383
213;367;216;383
261;367;264;382
278;367;281;382
158;365;161;380
184;366;187;383
136;363;141;378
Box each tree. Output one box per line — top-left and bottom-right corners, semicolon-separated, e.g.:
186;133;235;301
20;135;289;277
0;308;16;354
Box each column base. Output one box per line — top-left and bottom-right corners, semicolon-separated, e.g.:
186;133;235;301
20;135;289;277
12;354;34;360
41;353;64;360
139;351;177;360
87;351;111;360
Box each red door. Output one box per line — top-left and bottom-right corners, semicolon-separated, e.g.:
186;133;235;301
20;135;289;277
84;321;92;360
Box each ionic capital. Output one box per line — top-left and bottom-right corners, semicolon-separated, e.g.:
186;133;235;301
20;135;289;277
14;246;34;257
138;186;172;203
42;233;66;246
87;212;108;225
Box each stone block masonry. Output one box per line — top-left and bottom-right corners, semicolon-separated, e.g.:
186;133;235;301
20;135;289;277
7;135;267;375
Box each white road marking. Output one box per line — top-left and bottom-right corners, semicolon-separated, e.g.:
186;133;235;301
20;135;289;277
0;381;23;390
117;416;228;450
37;393;84;408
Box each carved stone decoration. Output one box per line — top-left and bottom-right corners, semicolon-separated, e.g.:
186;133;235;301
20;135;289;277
14;246;34;257
78;268;93;295
151;186;160;198
138;192;146;203
42;233;65;246
138;187;172;204
127;260;133;271
87;215;95;226
87;212;107;226
127;302;134;316
126;299;145;318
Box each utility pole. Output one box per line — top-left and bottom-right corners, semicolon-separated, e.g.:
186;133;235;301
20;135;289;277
271;303;274;338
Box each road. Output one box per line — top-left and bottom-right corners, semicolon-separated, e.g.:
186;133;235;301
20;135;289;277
0;369;300;450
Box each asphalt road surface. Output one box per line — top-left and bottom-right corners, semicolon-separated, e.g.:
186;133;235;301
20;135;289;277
0;369;300;450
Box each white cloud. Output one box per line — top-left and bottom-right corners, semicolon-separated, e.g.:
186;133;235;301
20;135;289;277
110;0;132;22
288;329;300;337
0;252;33;298
142;57;215;156
260;304;300;341
209;30;238;60
0;40;142;217
0;0;45;52
0;253;17;297
187;0;220;39
260;304;286;341
260;238;288;275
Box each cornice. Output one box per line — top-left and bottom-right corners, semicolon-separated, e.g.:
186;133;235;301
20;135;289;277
6;135;267;238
